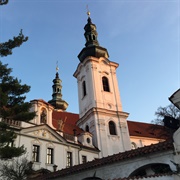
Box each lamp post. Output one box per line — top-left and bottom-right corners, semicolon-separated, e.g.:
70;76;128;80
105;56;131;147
53;164;58;172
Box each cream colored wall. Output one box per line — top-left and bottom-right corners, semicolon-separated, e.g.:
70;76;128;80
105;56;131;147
14;132;99;172
130;136;163;149
50;149;175;180
74;57;123;119
75;56;131;157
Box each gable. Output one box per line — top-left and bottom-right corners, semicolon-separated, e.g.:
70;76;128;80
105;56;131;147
21;124;67;144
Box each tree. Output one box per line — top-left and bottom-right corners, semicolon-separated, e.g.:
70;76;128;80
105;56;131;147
0;29;28;57
0;156;33;180
151;104;180;139
0;62;36;159
153;104;180;126
0;1;35;160
0;1;28;57
0;0;8;5
0;123;26;159
0;62;35;121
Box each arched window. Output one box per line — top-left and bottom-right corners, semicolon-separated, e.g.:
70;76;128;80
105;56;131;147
82;81;87;97
85;125;89;132
88;35;92;41
131;142;137;149
102;76;110;92
109;121;116;135
54;87;56;93
40;109;47;124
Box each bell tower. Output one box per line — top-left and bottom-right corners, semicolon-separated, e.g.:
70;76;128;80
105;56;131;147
74;11;131;157
48;65;68;111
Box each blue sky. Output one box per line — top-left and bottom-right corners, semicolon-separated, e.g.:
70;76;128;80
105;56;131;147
0;0;179;123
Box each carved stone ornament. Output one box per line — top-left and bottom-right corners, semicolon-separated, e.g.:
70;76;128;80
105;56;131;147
41;129;47;137
34;130;39;136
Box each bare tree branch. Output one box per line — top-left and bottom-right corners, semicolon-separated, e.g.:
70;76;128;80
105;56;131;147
0;156;33;180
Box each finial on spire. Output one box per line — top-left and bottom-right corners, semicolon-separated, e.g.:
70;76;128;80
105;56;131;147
56;61;59;73
86;5;90;17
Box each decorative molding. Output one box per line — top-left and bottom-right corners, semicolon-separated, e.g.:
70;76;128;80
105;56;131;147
98;119;105;126
91;64;97;70
85;65;89;72
120;121;127;128
90;120;95;128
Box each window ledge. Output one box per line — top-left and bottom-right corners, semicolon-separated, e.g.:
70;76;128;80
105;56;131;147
102;90;112;94
33;162;41;165
108;135;120;139
45;163;54;166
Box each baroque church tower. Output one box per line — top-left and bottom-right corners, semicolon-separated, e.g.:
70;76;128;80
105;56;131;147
48;66;68;111
74;12;131;157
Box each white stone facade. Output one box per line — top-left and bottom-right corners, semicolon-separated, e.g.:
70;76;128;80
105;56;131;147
74;56;131;157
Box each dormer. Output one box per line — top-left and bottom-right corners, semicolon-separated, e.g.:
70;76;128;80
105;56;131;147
78;132;93;147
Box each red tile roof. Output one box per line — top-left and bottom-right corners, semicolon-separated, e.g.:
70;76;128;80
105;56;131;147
40;140;173;180
51;110;167;140
52;110;83;135
127;121;168;139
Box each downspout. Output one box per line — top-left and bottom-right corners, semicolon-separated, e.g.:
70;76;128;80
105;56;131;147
78;147;82;164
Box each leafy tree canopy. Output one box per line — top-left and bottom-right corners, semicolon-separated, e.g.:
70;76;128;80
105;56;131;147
0;29;28;57
0;0;28;57
0;62;36;159
0;0;8;5
0;0;34;160
0;61;36;121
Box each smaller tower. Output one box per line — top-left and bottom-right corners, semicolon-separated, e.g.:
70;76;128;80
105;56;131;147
48;65;68;110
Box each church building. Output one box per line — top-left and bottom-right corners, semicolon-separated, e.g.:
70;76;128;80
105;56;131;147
3;12;178;180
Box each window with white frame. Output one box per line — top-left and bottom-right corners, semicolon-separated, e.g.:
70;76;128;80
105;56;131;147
131;142;137;149
32;145;40;162
46;148;54;164
82;155;87;164
102;76;110;92
109;121;116;135
66;151;72;167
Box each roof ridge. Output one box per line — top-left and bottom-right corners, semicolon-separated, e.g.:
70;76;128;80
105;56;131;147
43;140;174;179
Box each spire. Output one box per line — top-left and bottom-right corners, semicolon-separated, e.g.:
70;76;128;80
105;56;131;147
48;63;68;111
78;9;109;62
84;8;99;47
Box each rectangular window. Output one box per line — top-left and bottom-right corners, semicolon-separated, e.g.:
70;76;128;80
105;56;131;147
46;148;54;164
66;151;72;167
32;145;40;162
82;81;87;97
102;76;110;92
82;155;87;164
